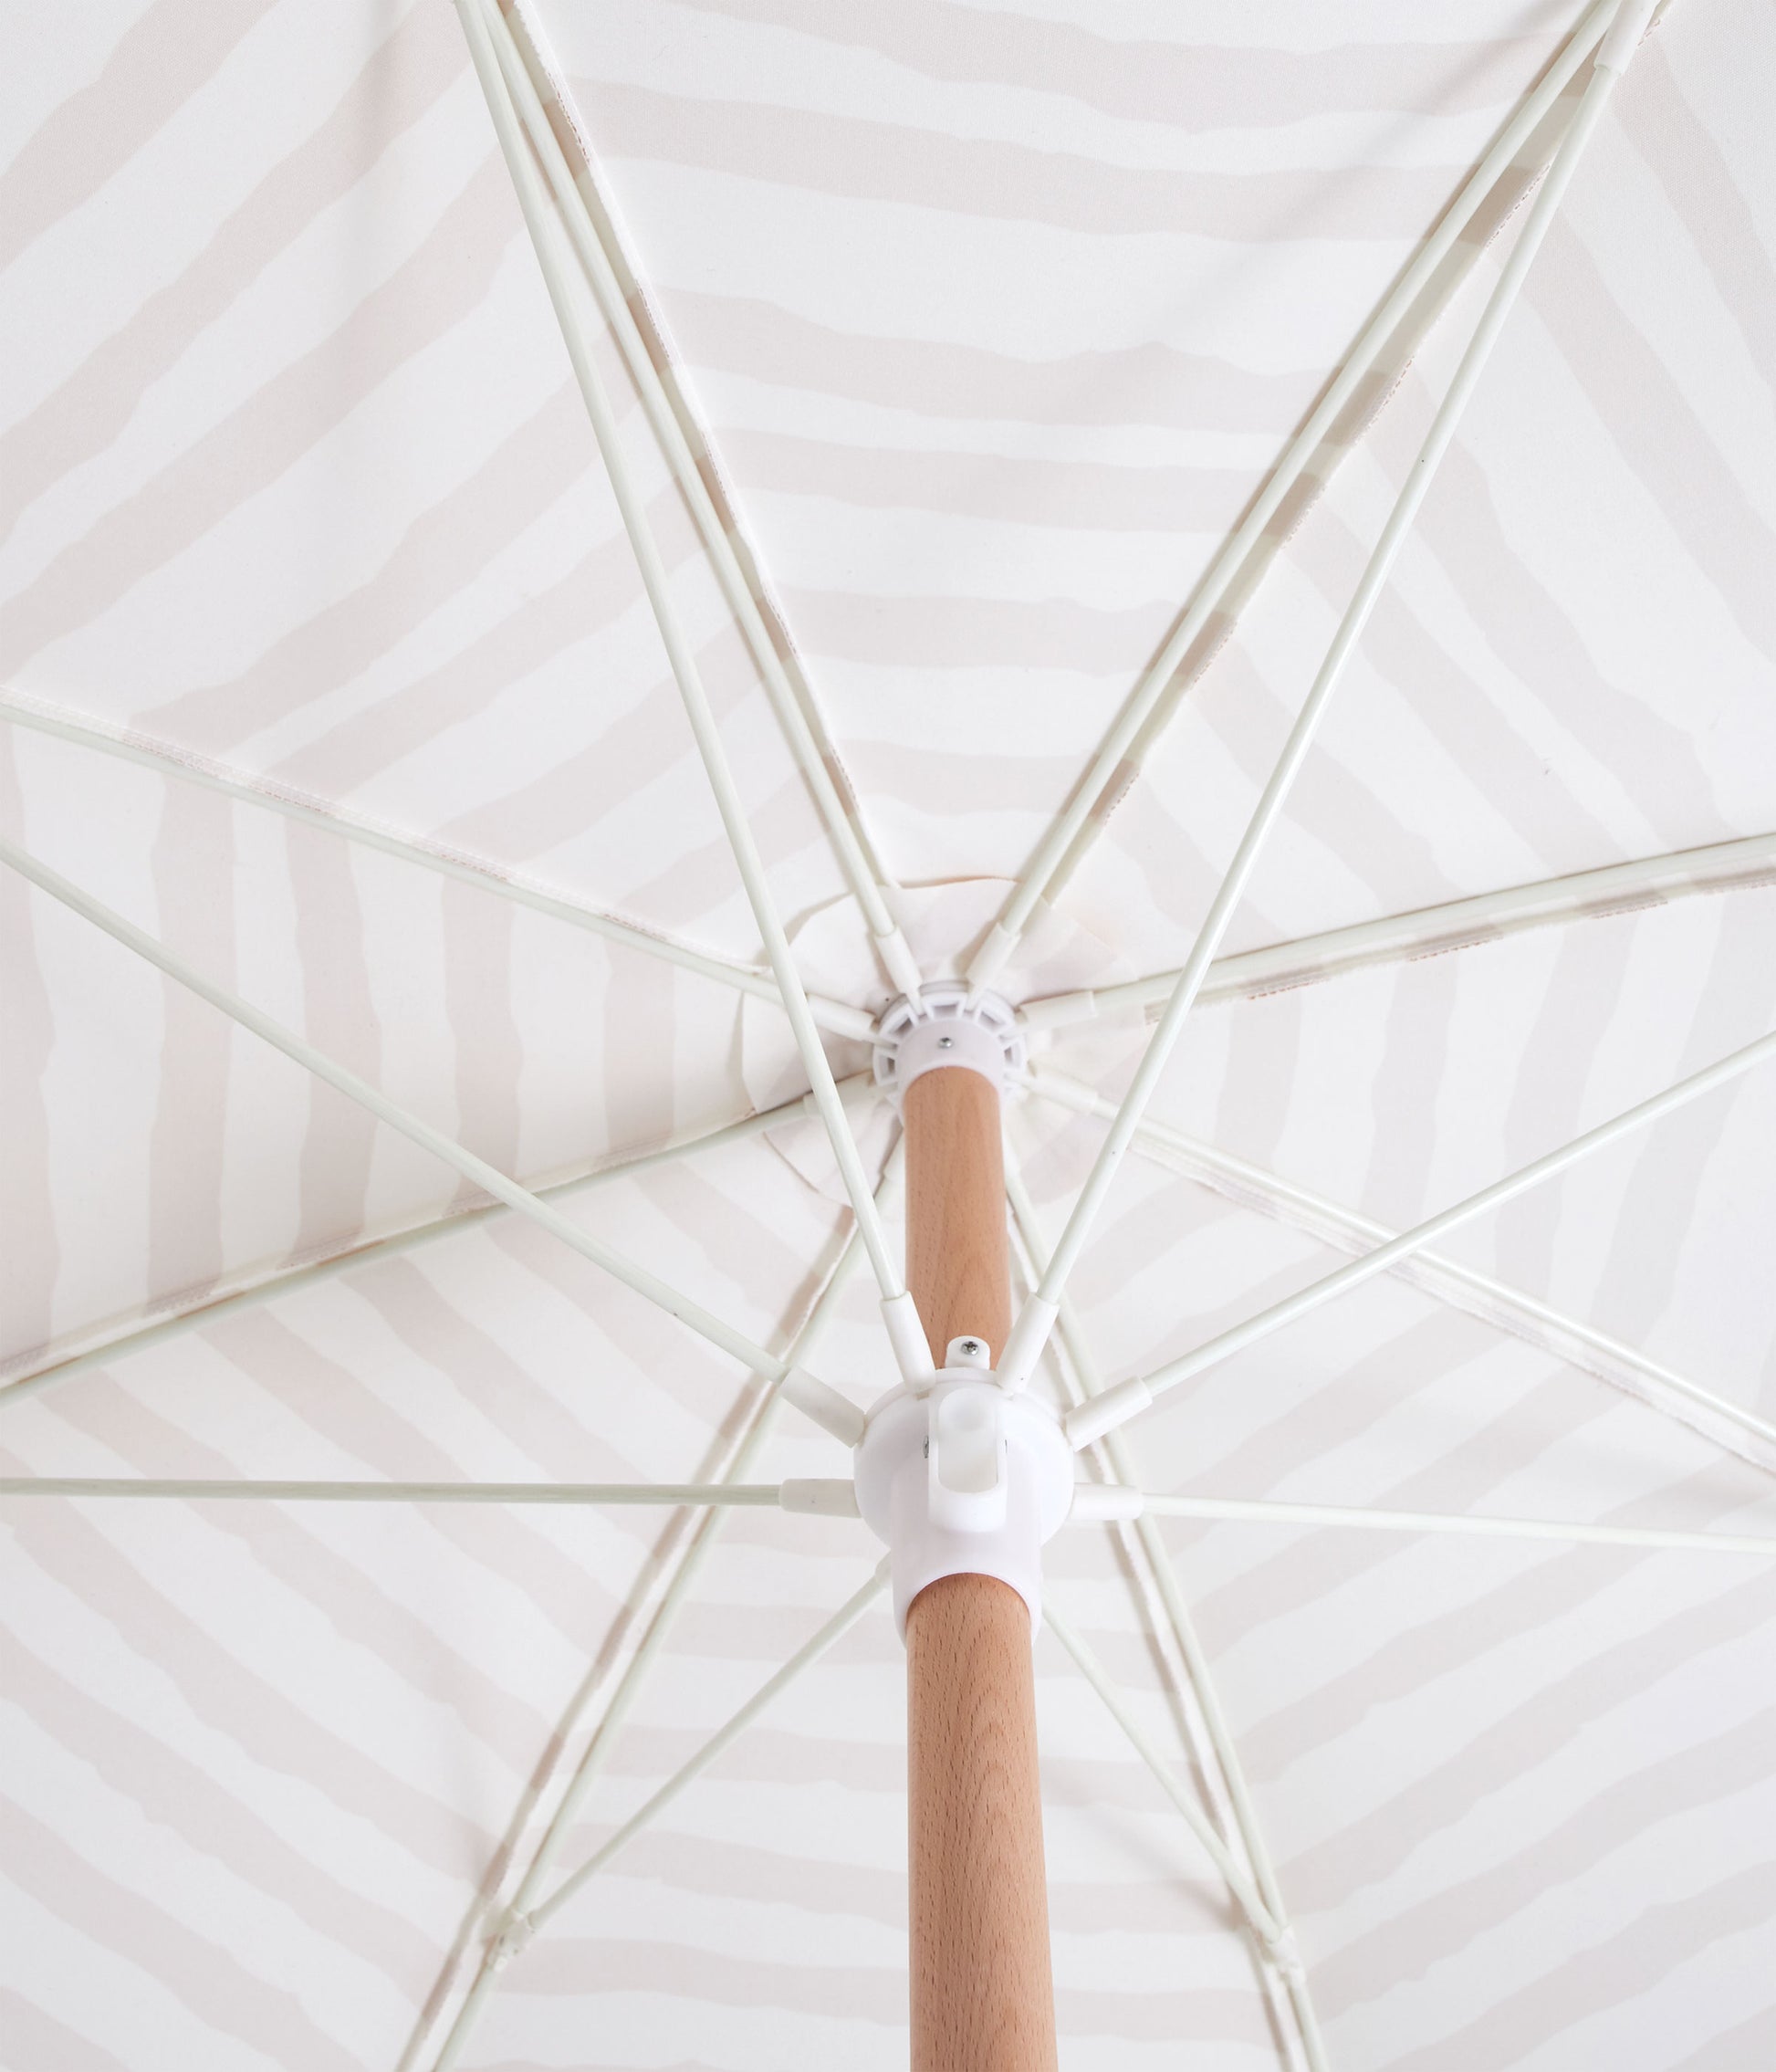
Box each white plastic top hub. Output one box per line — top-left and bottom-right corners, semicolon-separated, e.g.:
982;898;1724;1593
872;981;1026;1107
853;1347;1074;1636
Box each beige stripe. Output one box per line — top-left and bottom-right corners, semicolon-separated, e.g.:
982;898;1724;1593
668;0;1564;129
0;731;58;1360
0;158;517;689
0;1793;363;2069
576;78;1503;241
146;783;235;1310
0;0;278;276
1381;1857;1776;2065
0;7;462;546
0;1621;438;1992
1316;1701;1776;2014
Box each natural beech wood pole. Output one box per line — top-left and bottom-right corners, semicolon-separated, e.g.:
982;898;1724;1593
902;1064;1058;2072
906;1574;1057;2072
903;1066;1012;1365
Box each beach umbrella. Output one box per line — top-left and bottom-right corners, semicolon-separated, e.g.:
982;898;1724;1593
5;0;1775;2065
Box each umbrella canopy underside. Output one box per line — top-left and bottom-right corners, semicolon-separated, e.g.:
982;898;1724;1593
3;2;1775;2067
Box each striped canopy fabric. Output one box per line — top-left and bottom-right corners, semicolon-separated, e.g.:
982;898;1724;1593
4;1;1776;2067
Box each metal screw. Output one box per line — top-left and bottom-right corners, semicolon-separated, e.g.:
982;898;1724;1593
937;1034;954;1048
959;1338;981;1355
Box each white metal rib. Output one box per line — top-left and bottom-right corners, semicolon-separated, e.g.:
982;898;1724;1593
62;1480;1758;1560
420;1154;896;2072
0;1074;879;1414
483;1;920;998
526;1567;888;1934
455;0;909;1340
964;0;1623;992
1070;1020;1776;1449
497;1151;894;1904
0;832;818;1393
1041;1600;1283;1946
1003;1148;1330;2072
997;32;1645;1397
0;695;871;1043
1025;1065;1776;1469
1008;1240;1311;2065
1137;1493;1776;1555
1020;832;1776;1031
0;1480;784;1506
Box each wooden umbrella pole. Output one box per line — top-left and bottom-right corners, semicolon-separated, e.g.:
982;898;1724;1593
903;1065;1059;2072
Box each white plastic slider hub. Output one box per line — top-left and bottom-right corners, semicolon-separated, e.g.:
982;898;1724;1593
854;1337;1074;1634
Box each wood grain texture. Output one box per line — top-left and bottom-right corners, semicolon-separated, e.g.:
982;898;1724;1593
906;1573;1057;2072
904;1065;1012;1366
903;1062;1055;2070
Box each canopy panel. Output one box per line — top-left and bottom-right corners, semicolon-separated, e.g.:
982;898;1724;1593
4;3;1774;2068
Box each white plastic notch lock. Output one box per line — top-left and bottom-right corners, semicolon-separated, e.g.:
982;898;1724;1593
928;1384;1007;1533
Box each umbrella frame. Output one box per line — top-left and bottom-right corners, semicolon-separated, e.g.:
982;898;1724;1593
12;2;1774;2069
